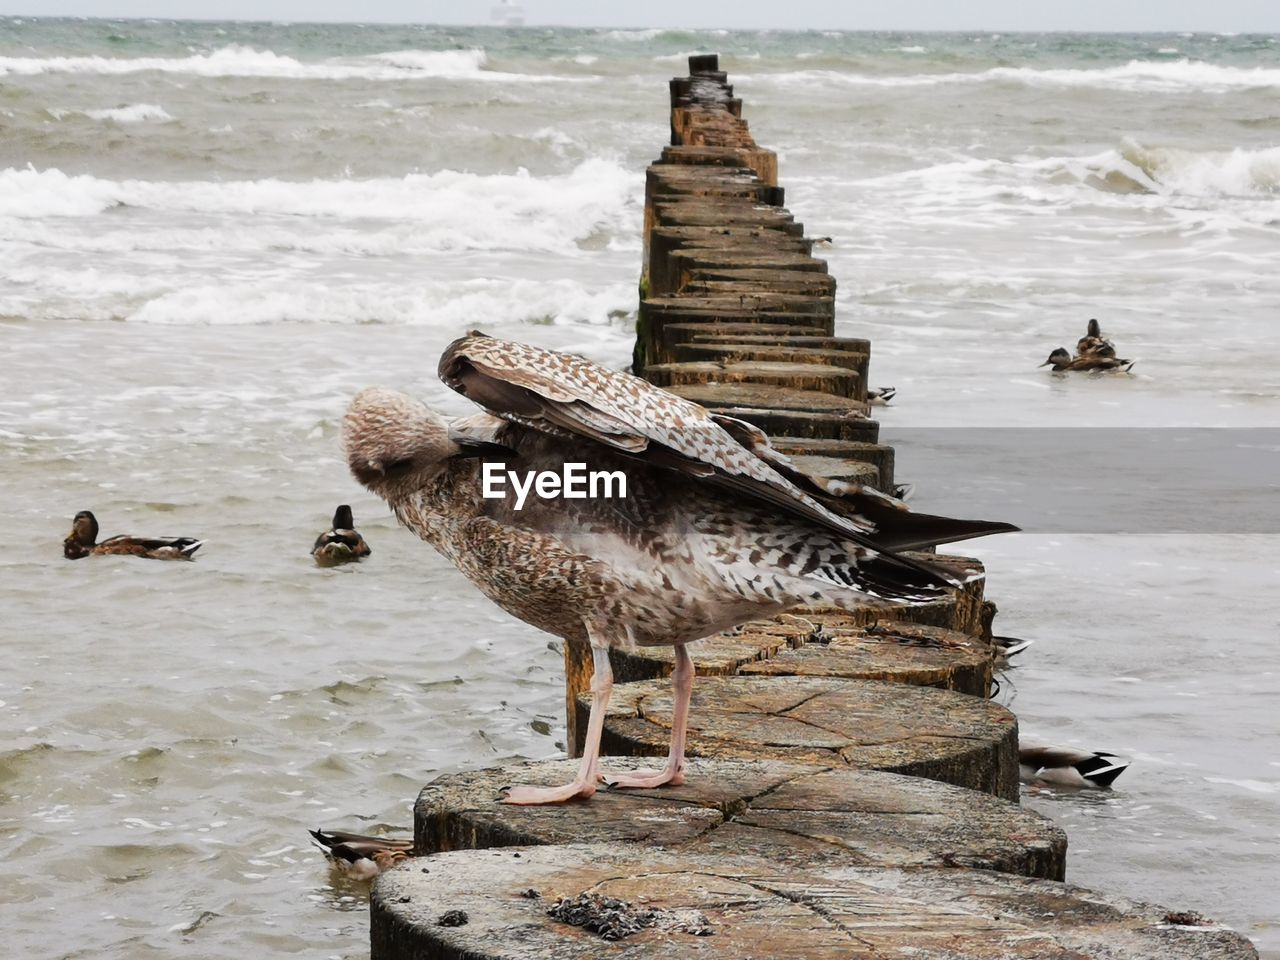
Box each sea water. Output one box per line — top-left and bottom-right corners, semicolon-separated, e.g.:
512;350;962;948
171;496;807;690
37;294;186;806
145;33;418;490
1;20;1278;958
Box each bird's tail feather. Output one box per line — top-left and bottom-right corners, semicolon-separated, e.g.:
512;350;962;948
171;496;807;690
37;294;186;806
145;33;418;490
810;550;954;605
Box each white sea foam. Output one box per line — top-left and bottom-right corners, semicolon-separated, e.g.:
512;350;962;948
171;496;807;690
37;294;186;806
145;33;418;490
0;159;638;252
0;266;633;328
652;50;714;64
367;48;488;75
83;103;174;123
847;141;1280;217
0;44;571;83
130;277;633;327
600;28;664;42
1075;141;1280;198
757;59;1280;93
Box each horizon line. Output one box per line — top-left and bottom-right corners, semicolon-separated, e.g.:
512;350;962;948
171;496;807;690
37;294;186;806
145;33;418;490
1;14;1277;34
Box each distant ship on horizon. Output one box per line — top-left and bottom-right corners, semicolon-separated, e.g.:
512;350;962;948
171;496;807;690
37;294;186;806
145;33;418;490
491;0;525;26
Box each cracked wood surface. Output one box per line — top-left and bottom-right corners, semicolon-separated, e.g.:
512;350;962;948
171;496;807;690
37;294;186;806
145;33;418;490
371;841;1259;960
582;676;1018;800
566;607;990;755
413;758;1065;880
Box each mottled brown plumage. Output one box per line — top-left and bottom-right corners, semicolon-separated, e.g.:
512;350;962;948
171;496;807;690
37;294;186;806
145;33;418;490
311;504;372;566
343;332;1015;803
62;510;203;561
1076;318;1117;359
308;829;412;880
1041;347;1134;372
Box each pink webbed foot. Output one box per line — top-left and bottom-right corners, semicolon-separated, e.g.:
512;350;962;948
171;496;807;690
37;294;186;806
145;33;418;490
499;768;599;803
601;763;685;790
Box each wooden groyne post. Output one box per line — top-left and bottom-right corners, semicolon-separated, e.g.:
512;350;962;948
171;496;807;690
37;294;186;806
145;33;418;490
367;55;1260;960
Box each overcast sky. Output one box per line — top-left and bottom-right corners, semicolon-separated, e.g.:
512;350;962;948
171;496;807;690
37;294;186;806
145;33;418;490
4;1;1279;33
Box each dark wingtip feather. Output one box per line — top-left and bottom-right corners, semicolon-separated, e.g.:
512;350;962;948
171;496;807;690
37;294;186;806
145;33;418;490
853;553;955;602
1076;754;1130;787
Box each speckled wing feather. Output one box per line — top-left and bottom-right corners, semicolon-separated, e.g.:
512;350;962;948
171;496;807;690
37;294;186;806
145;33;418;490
438;332;887;548
708;411;1017;551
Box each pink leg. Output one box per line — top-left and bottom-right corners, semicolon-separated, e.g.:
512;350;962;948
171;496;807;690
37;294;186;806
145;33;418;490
502;646;611;805
602;644;693;790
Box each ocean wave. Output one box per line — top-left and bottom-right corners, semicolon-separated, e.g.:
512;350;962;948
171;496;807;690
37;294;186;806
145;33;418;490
366;48;488;76
83;103;174;123
600;28;665;42
652;50;716;64
1082;141;1280;198
849;141;1279;208
0;159;639;252
757;59;1280;93
0;269;634;328
0;44;573;83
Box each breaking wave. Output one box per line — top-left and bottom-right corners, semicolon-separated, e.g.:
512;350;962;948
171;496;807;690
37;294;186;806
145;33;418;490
82;103;174;123
0;159;638;251
0;44;569;82
0;268;635;328
1073;141;1280;198
758;59;1280;93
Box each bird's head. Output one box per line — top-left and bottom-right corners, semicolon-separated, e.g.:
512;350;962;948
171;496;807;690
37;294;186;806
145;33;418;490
331;504;355;531
1040;348;1071;370
63;510;98;558
343;388;459;504
1087;318;1101;338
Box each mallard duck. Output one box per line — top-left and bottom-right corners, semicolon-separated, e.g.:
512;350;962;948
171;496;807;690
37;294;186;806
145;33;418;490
867;386;897;405
308;829;412;880
1040;347;1135;373
62;510;203;560
1019;743;1130;788
311;505;371;566
992;634;1033;664
1076;318;1117;359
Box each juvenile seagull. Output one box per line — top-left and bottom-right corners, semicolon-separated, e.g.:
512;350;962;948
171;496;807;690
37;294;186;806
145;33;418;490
62;510;203;561
311;504;372;566
343;332;1016;804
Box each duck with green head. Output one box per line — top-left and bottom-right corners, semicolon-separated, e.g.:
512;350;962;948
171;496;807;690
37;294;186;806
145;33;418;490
62;510;203;560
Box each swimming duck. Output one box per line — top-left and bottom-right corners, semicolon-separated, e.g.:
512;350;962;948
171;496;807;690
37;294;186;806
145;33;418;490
867;386;897;405
311;505;371;566
1076;318;1117;359
62;510;203;560
992;634;1033;665
308;829;412;880
1019;743;1130;788
1040;347;1135;373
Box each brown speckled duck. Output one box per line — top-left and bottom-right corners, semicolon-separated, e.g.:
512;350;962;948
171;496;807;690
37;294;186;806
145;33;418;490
62;510;203;560
1076;318;1117;359
311;504;372;566
1040;347;1135;373
308;829;412;880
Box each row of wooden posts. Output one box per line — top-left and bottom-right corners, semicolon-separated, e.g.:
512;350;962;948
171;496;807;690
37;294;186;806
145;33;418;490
368;56;1259;959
